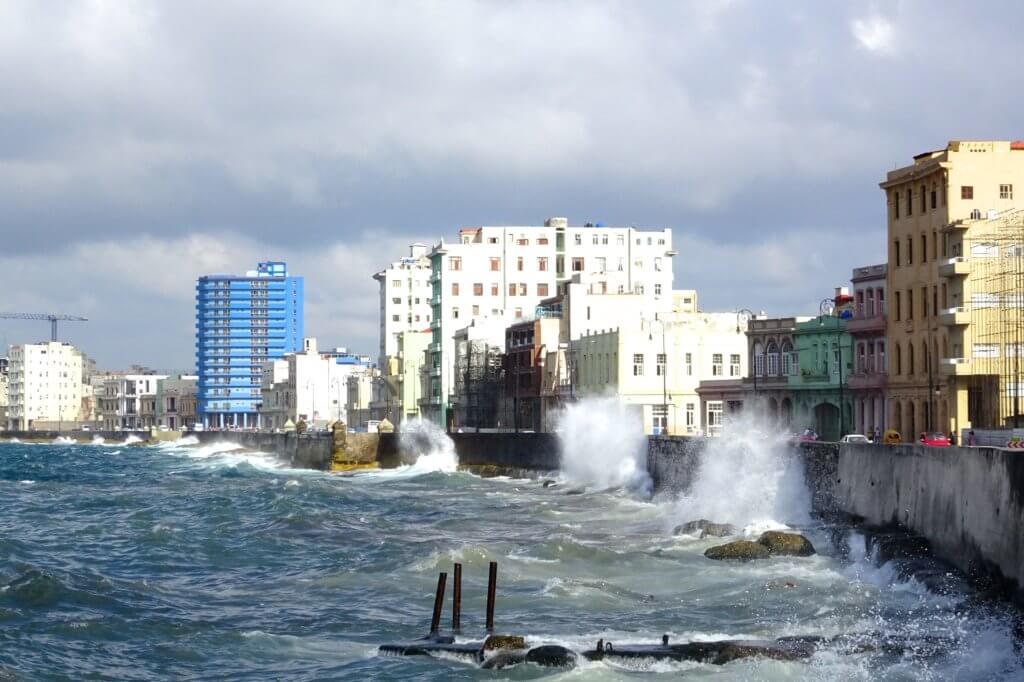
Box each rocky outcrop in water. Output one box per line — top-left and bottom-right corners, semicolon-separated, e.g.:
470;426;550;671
674;519;736;538
757;531;816;557
704;540;770;561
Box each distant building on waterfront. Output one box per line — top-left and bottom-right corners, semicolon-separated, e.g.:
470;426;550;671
0;356;8;428
847;263;888;437
373;244;433;367
195;261;304;429
98;373;169;431
258;338;371;431
883;140;1024;440
155;375;198;431
6;341;86;431
418;217;676;427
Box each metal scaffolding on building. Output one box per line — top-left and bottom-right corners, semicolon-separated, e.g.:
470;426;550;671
953;209;1024;427
452;339;505;430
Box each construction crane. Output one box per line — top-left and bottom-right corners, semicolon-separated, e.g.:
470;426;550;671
0;313;88;342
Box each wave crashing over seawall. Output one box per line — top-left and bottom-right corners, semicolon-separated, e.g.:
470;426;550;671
397;419;458;473
556;396;651;495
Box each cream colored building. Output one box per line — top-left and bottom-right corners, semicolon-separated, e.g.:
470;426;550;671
573;309;745;435
373;244;433;366
6;342;86;431
882;140;1024;439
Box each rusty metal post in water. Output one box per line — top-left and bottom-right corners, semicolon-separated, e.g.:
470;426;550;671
430;572;447;634
485;561;497;632
452;563;462;632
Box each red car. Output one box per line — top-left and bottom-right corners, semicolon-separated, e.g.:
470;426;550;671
919;432;950;447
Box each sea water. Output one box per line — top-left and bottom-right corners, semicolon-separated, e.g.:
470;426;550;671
0;427;1021;680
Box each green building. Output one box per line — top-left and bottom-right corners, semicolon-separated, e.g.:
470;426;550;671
788;316;854;441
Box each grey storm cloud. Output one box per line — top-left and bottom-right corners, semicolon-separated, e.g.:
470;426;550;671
1;0;1023;368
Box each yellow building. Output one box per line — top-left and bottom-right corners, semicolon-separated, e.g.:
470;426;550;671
882;140;1024;439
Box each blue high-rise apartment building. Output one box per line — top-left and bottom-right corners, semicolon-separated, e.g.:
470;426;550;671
195;261;304;429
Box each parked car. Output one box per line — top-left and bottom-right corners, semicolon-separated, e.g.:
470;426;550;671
882;429;902;444
798;428;819;442
840;434;870;444
919;432;951;447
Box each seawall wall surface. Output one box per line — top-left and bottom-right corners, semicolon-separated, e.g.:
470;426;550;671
834;443;1024;595
193;431;334;471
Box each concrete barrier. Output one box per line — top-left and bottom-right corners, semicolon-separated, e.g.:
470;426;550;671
834;443;1024;596
376;432;561;472
193;431;334;470
0;430;141;443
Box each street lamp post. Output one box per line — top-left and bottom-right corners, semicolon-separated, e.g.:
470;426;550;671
819;298;846;439
736;308;757;401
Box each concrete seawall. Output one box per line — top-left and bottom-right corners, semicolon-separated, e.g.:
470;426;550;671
834;443;1024;595
193;431;335;470
647;436;1024;600
377;432;561;472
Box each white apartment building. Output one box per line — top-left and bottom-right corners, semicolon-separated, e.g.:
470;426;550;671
573;309;746;435
0;357;8;428
259;338;372;431
373;243;433;366
6;342;86;431
421;217;676;426
99;373;169;431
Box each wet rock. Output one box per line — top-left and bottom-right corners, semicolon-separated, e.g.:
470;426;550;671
484;634;525;650
764;578;798;590
757;531;816;557
564;488;585;496
481;650;527;669
673;519;736;538
704;540;770;561
541;479;557;488
525;645;578;668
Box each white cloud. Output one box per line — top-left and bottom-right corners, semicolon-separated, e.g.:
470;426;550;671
851;14;895;53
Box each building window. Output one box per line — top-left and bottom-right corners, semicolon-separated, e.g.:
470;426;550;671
538;283;549;296
754;342;765;377
961;185;974;200
472;305;479;316
392;297;401;304
654;257;662;271
514;307;523;318
894;290;901;321
574;234;582;245
602;234;609;245
451;282;459;295
449;257;462;271
572;257;584;272
508;283;516;296
538;257;548;271
516;257;524;271
685;352;692;376
491;283;499;296
766;342;779;376
516;237;529;246
712;353;723;377
893;191;900;219
907;189;912;215
452;307;459;319
392;314;400;322
654;353;666;377
519;283;527;296
931;187;937;209
921;234;927;263
920;184;926;212
654;283;662;296
633;353;644;376
907;237;913;264
730;354;741;376
489;257;501;271
391;279;402;288
686;403;695;429
1002;184;1014;199
894;240;901;266
708;401;723;428
537;237;548;245
906;289;913;319
616;234;624;246
473;283;483;296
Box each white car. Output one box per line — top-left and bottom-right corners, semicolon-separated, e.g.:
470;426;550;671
840;434;870;444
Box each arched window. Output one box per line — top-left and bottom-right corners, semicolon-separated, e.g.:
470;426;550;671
766;341;779;376
831;341;840;375
753;341;764;378
781;340;795;376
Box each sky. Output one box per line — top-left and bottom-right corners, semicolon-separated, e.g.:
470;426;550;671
2;0;1022;370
